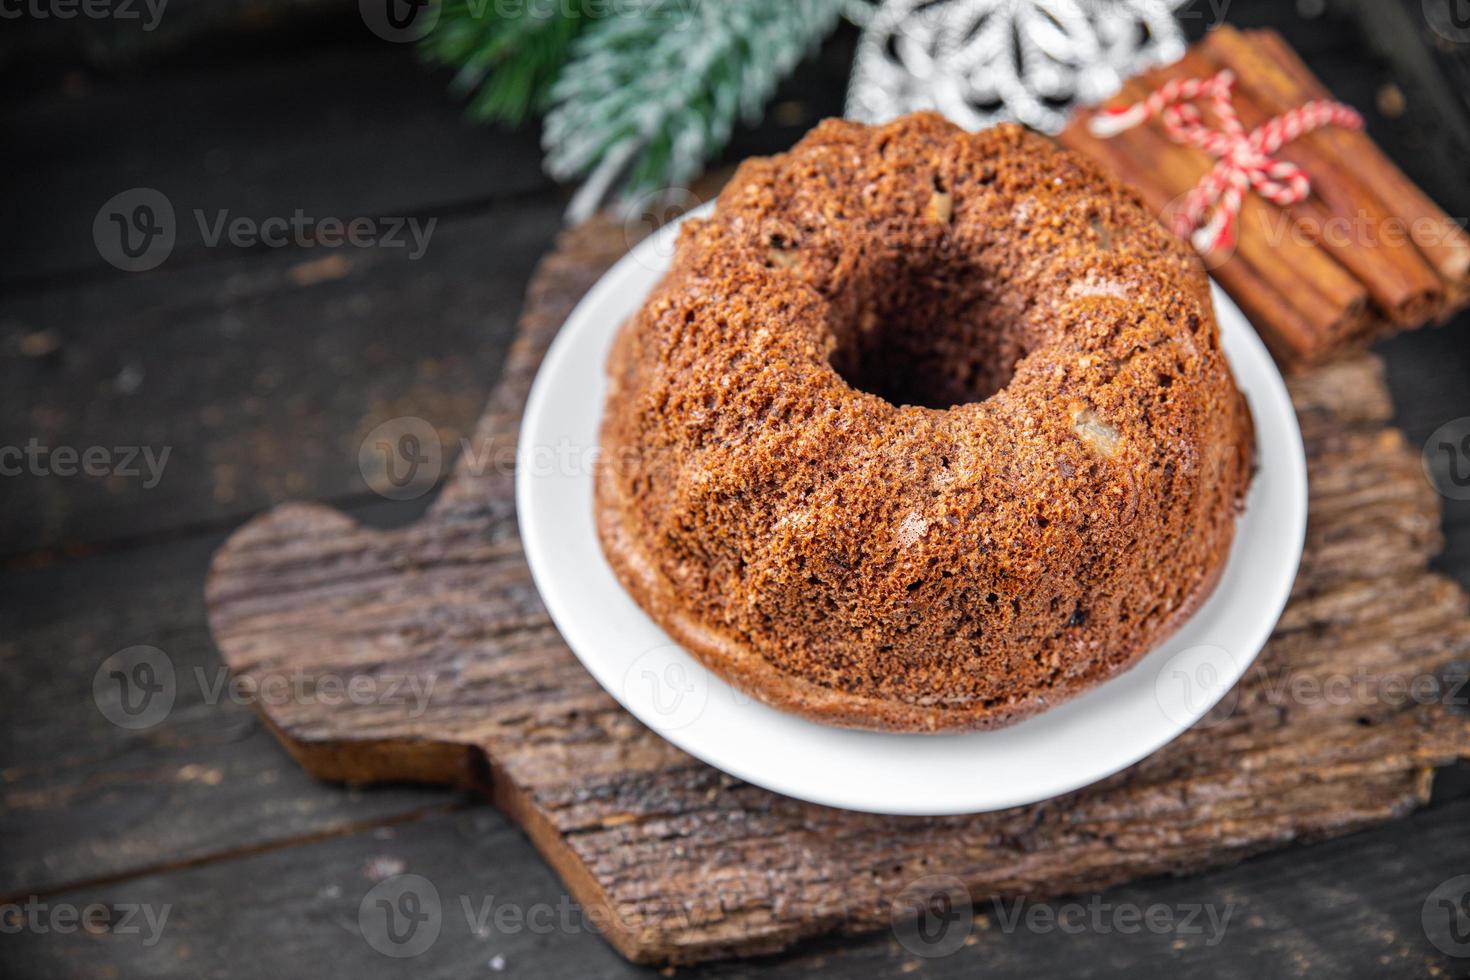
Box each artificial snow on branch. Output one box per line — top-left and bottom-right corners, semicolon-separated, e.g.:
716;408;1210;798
421;0;597;127
543;0;849;222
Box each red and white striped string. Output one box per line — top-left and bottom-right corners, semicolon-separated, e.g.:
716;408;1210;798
1088;69;1363;256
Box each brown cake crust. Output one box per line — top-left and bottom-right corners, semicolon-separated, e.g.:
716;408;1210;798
595;113;1255;733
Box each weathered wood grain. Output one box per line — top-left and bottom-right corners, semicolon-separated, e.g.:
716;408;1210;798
204;205;1470;965
0;508;456;898
0;4;1464;976
3;797;1466;979
0;200;561;560
0;41;553;286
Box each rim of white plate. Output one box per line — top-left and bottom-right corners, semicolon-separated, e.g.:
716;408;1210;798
516;204;1307;816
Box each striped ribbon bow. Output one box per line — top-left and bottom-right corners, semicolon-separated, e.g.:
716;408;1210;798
1088;69;1363;255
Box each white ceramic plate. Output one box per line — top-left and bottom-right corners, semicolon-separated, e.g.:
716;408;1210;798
517;205;1307;816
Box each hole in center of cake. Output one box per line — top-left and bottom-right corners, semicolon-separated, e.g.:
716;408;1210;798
826;257;1033;410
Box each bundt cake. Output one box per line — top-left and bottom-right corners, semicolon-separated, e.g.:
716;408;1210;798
595;113;1255;733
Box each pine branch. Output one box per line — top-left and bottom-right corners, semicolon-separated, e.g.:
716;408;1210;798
544;0;848;221
420;0;596;127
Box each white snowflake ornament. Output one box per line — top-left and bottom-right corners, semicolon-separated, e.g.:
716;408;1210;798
846;0;1191;134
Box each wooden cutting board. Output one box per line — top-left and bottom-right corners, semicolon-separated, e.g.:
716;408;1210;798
205;203;1470;966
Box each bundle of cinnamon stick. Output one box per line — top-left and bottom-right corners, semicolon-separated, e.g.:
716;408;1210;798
1059;26;1470;372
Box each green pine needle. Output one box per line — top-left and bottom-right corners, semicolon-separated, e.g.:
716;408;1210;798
420;0;595;127
544;0;848;219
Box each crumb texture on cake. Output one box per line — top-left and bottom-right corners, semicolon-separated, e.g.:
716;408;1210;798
595;113;1255;733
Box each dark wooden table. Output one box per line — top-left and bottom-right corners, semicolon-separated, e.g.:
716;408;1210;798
3;2;1469;977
